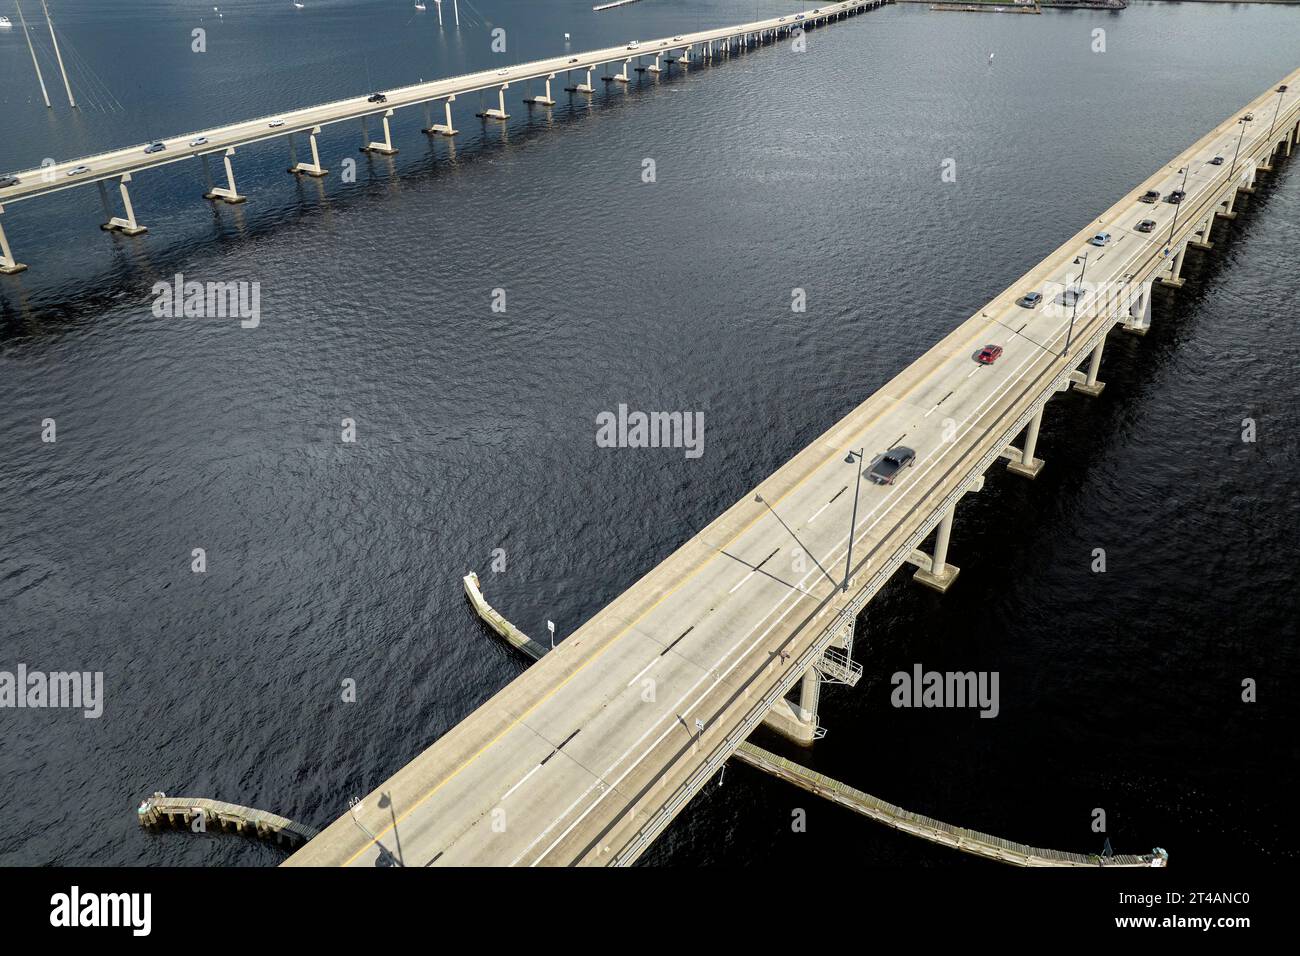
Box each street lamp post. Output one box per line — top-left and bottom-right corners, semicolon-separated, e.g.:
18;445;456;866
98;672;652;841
1268;85;1286;138
842;449;865;592
1164;165;1191;250
1064;251;1088;358
1229;117;1248;176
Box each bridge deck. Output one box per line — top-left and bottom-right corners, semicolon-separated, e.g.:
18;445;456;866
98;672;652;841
0;3;875;204
285;70;1300;867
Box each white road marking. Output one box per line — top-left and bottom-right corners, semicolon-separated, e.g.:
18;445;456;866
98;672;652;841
728;570;756;594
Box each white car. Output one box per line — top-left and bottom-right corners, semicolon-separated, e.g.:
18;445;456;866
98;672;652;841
673;35;682;41
67;165;90;176
189;136;209;148
1088;232;1112;247
626;40;639;50
268;119;285;128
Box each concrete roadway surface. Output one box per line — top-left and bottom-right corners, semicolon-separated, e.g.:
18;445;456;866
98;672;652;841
287;69;1299;867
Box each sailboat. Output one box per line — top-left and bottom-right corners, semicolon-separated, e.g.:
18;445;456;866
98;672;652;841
0;15;13;28
293;2;304;7
414;2;426;9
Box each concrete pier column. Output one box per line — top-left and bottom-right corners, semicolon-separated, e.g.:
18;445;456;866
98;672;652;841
425;95;459;136
1122;280;1152;336
681;44;692;65
570;67;596;94
1189;213;1214;251
203;147;247;204
796;666;821;725
615;58;631;83
1159;244;1186;288
648;52;662;73
913;505;960;592
525;74;556;105
0;205;27;275
289;125;328;176
1007;405;1045;478
362;109;399;154
102;173;147;235
1216;189;1238;220
476;84;510;120
1076;337;1106;397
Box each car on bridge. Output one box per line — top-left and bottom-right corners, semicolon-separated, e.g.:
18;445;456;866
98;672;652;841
1140;189;1161;203
268;119;285;128
1136;219;1156;233
1209;156;1224;165
144;142;166;154
1243;112;1254;121
189;136;209;148
865;446;915;485
569;57;579;63
1016;291;1042;309
66;165;91;177
1088;232;1112;247
975;344;1003;365
368;92;388;104
1166;189;1185;204
0;175;20;189
1058;288;1085;307
626;40;640;49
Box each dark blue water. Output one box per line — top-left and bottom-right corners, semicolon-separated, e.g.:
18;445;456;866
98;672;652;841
1;1;1297;866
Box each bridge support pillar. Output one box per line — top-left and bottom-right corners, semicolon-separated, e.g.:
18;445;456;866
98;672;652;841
1240;166;1257;195
0;205;27;275
1006;405;1045;479
524;74;556;105
476;84;511;120
1216;190;1238;220
203;148;247;204
1074;336;1106;397
913;504;960;592
1159;244;1186;288
681;44;692;65
361;109;399;154
566;67;596;94
424;95;460;136
101;173;148;236
644;53;662;73
1189;213;1214;251
760;666;822;745
1122;280;1152;336
289;126;328;177
613;58;631;83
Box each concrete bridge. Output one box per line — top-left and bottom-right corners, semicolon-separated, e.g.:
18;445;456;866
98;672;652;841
284;68;1300;867
0;1;883;274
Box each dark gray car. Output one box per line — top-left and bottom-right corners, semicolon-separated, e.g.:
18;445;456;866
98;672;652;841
866;446;915;485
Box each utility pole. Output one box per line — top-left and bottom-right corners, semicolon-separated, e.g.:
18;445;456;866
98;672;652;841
1064;251;1088;358
15;0;52;109
40;0;76;108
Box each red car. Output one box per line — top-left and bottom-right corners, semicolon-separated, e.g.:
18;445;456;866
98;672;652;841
975;344;1003;365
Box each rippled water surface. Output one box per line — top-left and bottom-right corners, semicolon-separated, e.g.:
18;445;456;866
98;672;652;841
1;0;1298;866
